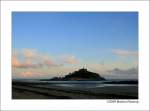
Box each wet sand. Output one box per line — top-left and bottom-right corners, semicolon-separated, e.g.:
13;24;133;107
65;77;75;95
12;82;138;99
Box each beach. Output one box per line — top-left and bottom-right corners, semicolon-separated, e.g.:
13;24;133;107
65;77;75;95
12;81;138;99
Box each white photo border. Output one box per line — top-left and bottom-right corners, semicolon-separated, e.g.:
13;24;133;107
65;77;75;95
1;1;149;110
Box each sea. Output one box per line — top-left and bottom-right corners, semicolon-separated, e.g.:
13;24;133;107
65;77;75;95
13;79;138;89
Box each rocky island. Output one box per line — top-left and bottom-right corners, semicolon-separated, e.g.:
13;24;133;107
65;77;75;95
42;68;106;81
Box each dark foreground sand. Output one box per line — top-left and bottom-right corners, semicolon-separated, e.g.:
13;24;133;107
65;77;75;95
12;82;138;99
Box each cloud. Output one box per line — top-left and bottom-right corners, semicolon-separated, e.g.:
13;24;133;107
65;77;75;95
41;55;63;67
112;49;138;57
12;49;79;78
12;49;62;68
19;71;44;78
60;55;78;64
104;67;138;79
20;71;36;77
23;49;37;59
12;58;42;68
107;67;138;75
42;55;54;66
12;56;22;67
12;53;42;68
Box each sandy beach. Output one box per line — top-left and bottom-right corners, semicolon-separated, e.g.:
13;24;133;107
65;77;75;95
12;81;138;99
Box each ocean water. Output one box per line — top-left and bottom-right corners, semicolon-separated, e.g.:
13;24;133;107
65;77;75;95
31;80;138;89
53;83;138;88
13;79;138;89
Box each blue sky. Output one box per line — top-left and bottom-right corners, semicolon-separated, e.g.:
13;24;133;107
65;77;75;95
12;12;138;79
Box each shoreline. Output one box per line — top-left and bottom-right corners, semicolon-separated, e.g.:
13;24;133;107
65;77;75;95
12;81;138;99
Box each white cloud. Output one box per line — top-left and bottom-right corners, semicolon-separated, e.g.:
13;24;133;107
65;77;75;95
60;55;78;64
112;49;138;57
23;48;37;59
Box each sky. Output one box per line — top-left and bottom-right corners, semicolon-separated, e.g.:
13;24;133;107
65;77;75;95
12;12;138;79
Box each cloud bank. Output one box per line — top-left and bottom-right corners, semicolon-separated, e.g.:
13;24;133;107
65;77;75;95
12;48;138;79
12;48;79;78
12;49;65;69
104;67;138;79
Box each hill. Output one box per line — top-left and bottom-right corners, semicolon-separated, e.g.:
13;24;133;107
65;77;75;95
49;68;105;81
